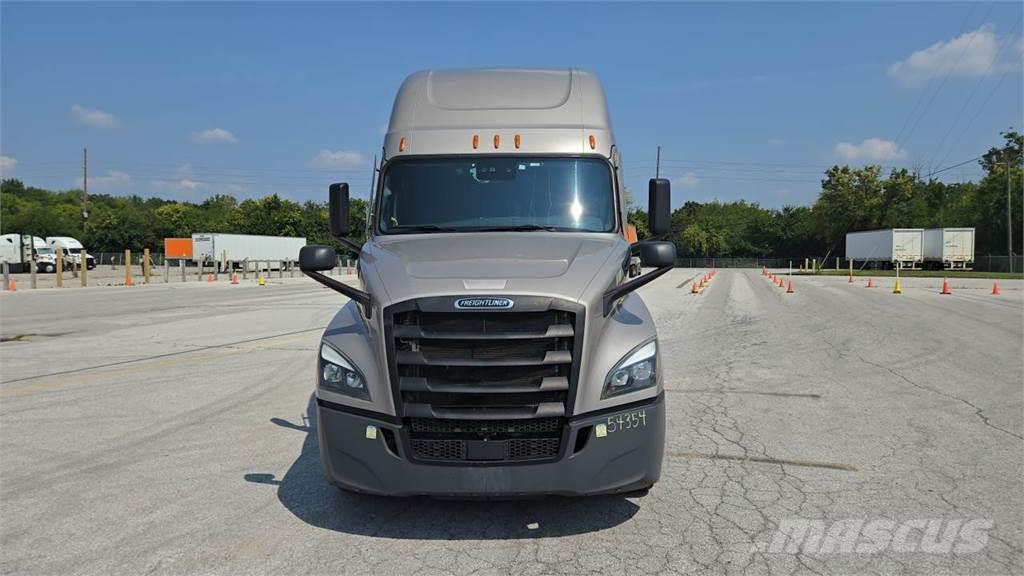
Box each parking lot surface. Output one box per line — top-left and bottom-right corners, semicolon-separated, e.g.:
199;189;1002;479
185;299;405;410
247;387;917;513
1;270;1021;575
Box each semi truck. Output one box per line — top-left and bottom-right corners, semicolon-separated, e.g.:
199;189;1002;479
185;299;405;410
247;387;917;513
191;233;306;271
923;227;975;270
298;68;677;496
0;235;58;273
845;228;924;269
46;236;96;270
0;234;33;273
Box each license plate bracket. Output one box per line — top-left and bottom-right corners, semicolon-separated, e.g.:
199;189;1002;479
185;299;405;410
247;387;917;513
467;439;506;460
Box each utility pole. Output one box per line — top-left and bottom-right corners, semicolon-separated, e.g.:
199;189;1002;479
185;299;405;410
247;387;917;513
655;146;661;179
1009;159;1014;274
82;147;89;234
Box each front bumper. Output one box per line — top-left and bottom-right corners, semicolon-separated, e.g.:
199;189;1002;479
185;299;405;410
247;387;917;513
316;393;665;497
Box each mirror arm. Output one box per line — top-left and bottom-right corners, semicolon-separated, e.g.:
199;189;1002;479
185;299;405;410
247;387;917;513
302;270;372;317
336;236;363;256
602;265;674;317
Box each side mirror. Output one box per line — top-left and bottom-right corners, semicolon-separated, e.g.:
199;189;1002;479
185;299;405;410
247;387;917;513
299;245;337;272
648;178;671;236
329;183;350;237
638;241;676;268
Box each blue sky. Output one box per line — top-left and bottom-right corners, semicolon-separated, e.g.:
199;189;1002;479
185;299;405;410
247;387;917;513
2;2;1022;209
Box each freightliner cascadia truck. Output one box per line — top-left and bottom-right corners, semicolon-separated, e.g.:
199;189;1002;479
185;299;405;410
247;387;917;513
299;69;676;496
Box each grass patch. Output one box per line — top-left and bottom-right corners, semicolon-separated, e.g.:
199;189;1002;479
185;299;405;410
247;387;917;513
797;269;1023;279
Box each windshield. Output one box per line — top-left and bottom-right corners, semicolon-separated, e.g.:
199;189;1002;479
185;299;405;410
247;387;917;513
36;247;54;255
377;157;616;234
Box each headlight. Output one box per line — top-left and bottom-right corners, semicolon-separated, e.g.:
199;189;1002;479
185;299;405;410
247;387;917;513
602;339;657;399
319;343;369;400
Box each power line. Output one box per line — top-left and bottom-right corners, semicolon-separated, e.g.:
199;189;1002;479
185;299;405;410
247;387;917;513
926;16;1023;171
925;155;983;178
888;1;992;172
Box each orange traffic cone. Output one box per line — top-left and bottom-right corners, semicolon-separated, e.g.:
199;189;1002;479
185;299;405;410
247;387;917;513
231;272;239;285
848;274;854;284
991;282;1001;296
762;267;767;276
691;280;700;294
7;279;16;292
866;278;874;288
125;275;133;287
779;276;785;288
207;273;214;283
940;278;951;295
786;280;795;293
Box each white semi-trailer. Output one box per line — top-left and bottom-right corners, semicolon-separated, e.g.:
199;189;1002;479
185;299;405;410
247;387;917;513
923;227;975;270
846;228;924;269
192;233;306;270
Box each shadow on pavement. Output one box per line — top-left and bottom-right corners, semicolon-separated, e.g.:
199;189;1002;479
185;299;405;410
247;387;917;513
245;395;640;539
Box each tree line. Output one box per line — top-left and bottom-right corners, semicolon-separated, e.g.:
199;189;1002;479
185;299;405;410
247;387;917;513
2;130;1020;257
627;130;1021;258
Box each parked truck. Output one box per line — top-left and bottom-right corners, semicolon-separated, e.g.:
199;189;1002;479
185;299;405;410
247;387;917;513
297;69;677;496
0;234;58;273
845;228;924;269
192;233;306;271
46;236;96;270
923;227;975;270
0;234;33;273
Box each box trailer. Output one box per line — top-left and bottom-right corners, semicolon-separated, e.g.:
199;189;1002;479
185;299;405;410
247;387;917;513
846;228;924;269
923;228;975;270
191;233;306;270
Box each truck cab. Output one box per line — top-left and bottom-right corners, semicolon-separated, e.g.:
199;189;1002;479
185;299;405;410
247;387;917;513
299;69;676;496
45;236;95;270
32;237;58;273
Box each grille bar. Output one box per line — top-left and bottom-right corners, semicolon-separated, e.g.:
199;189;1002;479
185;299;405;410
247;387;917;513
403;402;565;420
399;376;569;394
393;324;574;340
396;350;571;367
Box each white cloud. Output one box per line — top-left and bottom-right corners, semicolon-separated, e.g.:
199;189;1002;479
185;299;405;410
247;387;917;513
835;138;907;163
193;128;237;144
150;165;202;194
888;25;1018;83
0;155;16;174
308;149;365;169
89;170;131;188
71;104;119;128
675;172;700;188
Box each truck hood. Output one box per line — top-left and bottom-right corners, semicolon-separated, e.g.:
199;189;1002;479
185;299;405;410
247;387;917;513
363;232;627;305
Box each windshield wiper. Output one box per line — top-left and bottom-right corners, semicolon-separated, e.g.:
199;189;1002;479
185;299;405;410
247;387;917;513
470;224;562;232
389;224;459;233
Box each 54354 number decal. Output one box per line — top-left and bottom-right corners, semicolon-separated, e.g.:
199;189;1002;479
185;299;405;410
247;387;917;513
597;409;647;437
